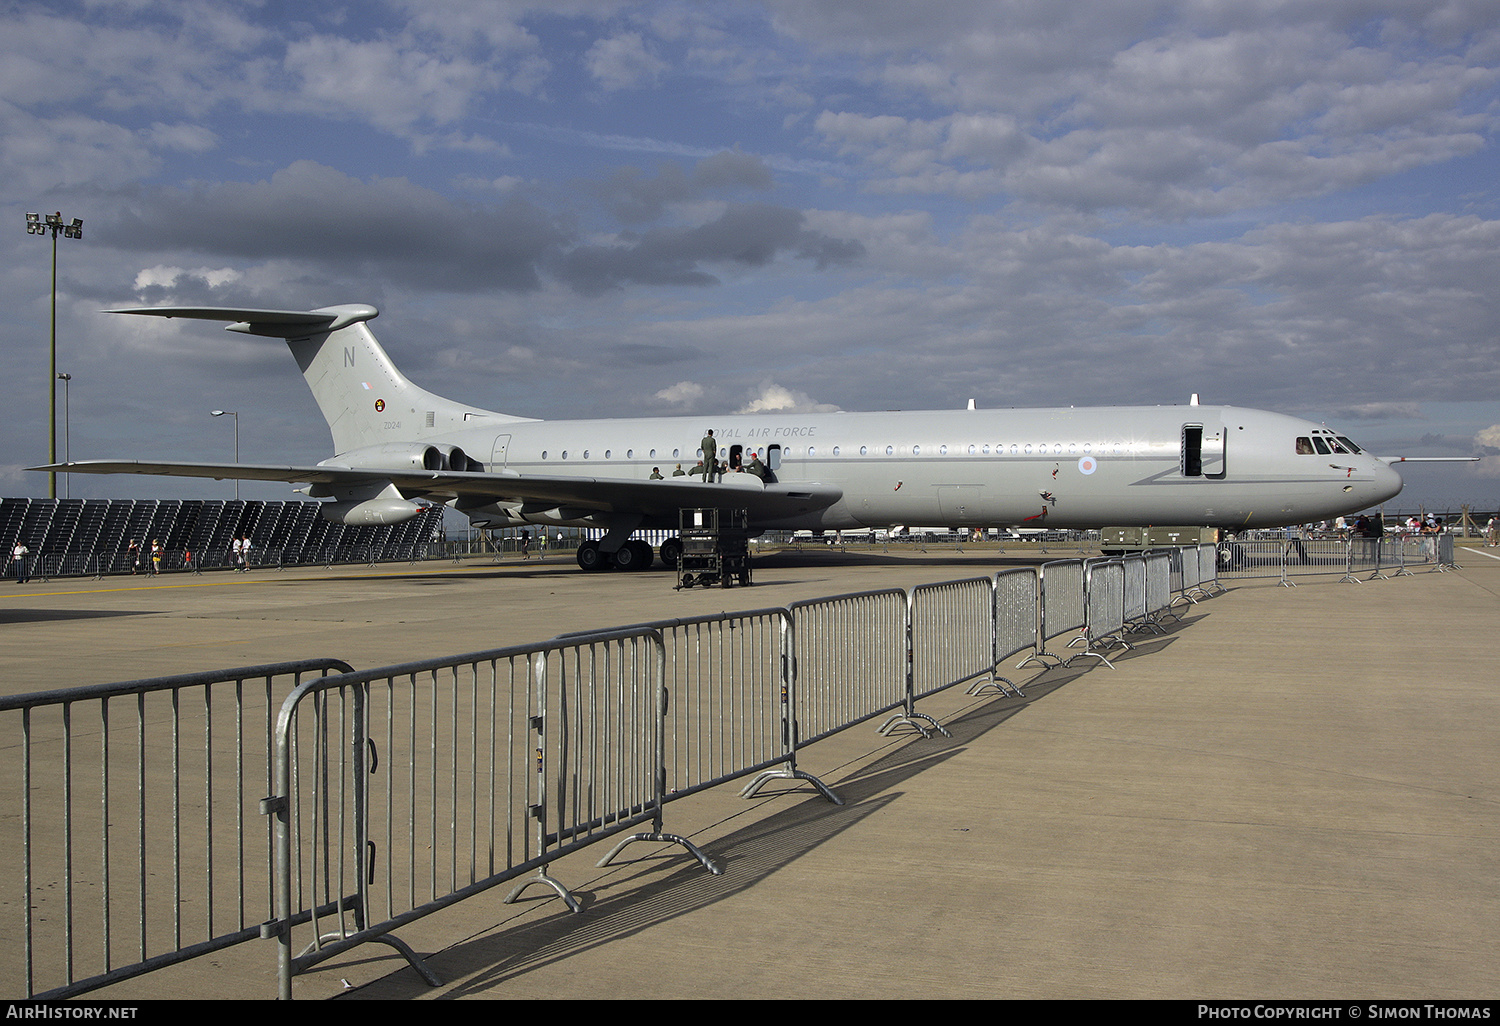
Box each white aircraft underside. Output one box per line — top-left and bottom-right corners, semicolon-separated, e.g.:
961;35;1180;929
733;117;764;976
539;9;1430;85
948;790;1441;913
35;303;1406;569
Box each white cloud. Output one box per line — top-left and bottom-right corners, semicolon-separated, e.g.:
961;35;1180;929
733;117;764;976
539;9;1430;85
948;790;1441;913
585;32;668;91
132;265;243;291
736;383;841;415
654;381;704;405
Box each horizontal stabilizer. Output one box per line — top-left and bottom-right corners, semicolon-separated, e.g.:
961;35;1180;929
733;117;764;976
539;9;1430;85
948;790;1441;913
108;304;379;338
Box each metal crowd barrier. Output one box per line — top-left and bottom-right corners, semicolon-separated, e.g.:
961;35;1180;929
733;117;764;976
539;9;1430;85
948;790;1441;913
892;578;1005;737
1022;559;1086;668
990;567;1041;690
786;588;909;750
1144;552;1176;628
264;629;683;999
1211;534;1459;583
10;555;1235;999
0;659;356;1000
1068;560;1128;668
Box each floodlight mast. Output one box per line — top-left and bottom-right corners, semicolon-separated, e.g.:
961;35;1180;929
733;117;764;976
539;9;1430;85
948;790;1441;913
210;410;240;501
25;211;84;499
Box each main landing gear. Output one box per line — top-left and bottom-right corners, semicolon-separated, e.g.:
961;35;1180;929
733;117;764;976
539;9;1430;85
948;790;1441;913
575;538;683;572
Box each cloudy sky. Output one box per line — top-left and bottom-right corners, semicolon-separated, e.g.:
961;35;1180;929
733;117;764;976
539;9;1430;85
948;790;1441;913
3;0;1497;511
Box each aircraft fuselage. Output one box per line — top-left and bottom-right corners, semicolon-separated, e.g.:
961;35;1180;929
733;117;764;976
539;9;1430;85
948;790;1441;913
419;403;1401;533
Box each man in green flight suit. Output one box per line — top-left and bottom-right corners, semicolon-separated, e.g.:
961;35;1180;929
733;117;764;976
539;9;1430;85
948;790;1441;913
699;429;718;481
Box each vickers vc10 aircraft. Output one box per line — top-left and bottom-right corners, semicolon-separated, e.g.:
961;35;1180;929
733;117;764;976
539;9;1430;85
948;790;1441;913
38;303;1406;571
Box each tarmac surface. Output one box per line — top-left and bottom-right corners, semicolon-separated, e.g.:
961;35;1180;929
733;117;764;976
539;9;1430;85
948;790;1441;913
1;542;1496;1001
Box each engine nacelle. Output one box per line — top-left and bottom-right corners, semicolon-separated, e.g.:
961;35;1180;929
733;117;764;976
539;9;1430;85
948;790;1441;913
320;497;423;525
324;443;445;472
322;443;485;474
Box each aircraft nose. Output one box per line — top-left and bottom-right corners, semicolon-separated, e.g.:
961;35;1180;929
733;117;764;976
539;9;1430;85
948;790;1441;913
1372;460;1404;505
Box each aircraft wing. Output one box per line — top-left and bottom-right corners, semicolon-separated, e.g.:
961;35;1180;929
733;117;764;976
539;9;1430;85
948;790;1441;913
32;460;843;522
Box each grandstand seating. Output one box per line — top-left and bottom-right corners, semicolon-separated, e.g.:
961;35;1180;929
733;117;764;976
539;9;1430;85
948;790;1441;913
1;498;444;578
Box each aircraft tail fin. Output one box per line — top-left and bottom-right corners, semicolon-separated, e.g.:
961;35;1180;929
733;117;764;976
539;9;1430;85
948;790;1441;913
109;304;531;455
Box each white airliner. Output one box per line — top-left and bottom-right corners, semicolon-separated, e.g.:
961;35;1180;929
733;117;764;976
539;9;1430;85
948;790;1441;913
37;303;1406;571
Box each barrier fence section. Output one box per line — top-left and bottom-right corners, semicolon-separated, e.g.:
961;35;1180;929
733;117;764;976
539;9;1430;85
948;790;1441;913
1213;534;1458;583
992;567;1041;692
1024;559;1086;668
895;578;1002;736
0;659;356;1000
1145;552;1175;629
557;609;833;808
1069;560;1127;668
264;629;672;999
786;589;909;748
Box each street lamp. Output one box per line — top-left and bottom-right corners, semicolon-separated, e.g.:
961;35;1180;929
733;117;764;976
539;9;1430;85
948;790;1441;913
25;211;83;499
210;410;240;501
57;373;71;499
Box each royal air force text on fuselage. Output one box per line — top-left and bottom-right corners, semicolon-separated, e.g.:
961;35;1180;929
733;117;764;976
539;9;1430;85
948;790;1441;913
714;424;818;439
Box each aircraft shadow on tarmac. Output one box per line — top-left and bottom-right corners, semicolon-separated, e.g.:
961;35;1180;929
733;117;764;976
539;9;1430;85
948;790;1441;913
0;607;164;625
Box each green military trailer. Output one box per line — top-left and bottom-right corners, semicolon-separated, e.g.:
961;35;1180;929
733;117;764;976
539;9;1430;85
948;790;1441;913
1099;525;1220;557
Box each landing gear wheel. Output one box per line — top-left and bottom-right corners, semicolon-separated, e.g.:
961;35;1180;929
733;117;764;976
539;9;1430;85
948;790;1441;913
659;537;683;569
576;541;606;571
610;541;651;571
631;540;655;569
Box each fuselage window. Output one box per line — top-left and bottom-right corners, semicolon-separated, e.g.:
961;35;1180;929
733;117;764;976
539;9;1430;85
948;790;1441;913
860;445;868;455
1083;444;1091;454
832;446;840;456
886;445;894;455
583;450;590;459
541;450;548;460
561;450;569;460
939;445;947;455
913;445;921;455
808;446;816;457
982;444;991;455
1068;443;1077;454
672;448;679;458
1024;444;1033;454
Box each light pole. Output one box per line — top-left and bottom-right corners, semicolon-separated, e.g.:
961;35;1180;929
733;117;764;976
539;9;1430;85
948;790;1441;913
210;410;240;501
57;373;71;499
25;211;83;499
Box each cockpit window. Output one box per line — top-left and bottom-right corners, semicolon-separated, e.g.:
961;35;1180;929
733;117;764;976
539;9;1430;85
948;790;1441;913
1312;436;1330;455
1327;437;1350;454
1296;437;1314;455
1337;436;1363;454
